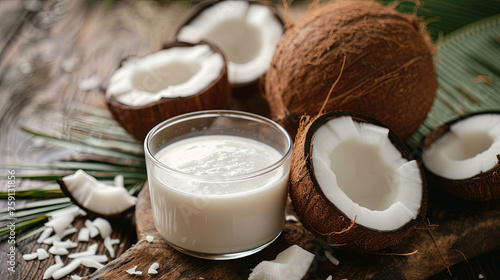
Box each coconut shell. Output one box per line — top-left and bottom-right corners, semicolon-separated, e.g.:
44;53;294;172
290;111;427;252
56;179;135;219
264;0;437;140
420;111;500;201
105;41;230;141
174;0;284;94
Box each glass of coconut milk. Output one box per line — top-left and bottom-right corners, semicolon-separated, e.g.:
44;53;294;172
144;110;292;260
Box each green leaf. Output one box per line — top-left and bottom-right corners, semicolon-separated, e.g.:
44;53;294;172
407;15;500;149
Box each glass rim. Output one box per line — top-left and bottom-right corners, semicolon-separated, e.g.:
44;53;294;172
144;109;293;182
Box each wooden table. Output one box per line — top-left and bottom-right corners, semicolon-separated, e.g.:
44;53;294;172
1;1;499;279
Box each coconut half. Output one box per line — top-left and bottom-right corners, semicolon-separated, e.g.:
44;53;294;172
106;41;230;140
290;112;427;252
176;0;284;89
57;169;137;218
421;111;500;201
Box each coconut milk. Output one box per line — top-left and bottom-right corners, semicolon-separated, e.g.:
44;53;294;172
149;135;289;255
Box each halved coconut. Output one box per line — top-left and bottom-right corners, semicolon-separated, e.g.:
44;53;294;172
57;169;137;218
175;0;284;91
105;41;230;140
421;111;500;201
290;112;427;252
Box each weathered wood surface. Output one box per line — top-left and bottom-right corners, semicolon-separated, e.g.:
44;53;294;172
0;0;499;279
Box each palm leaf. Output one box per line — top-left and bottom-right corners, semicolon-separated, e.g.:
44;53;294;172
380;0;500;40
408;14;500;149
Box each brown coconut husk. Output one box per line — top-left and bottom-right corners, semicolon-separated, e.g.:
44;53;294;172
105;41;230;141
290;111;428;252
420;110;500;201
264;0;437;140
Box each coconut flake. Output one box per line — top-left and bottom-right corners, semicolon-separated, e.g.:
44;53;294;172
126;265;143;275
81;258;105;269
74;254;109;264
68;243;98;258
146;235;154;243
43;235;60;245
114;174;124;188
37;248;49;260
326;276;333;280
49;246;69;256
43;262;64;279
248;245;315;280
104;236;116;258
286;215;299;223
148;262;159;274
45;214;74;236
70;275;83;280
78;75;100;91
93;218;113;239
85;219;99;238
53;239;78;249
23;252;39;261
78;227;90;242
60;227;78;238
52;259;82;280
324;251;339;266
37;227;54;243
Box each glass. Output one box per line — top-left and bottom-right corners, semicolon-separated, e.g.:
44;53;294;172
144;110;292;260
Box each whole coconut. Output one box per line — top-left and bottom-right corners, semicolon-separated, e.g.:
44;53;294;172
264;0;437;140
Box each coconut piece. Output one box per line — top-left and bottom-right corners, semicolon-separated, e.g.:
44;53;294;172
264;0;437;140
81;258;105;270
43;235;60;245
45;214;74;236
104;236;116;258
78;227;90;242
70;275;83;280
114;174;124;189
248;245;315;280
146;235;154;243
60;227;77;239
73;255;109;264
49;246;69;255
324;251;339;266
78;74;100;91
126;265;142;275
85;220;100;238
53;239;78;249
52;259;82;280
37;248;49;260
51;206;87;219
93;217;113;239
43;262;64;279
37;227;53;243
22;252;38;261
68;243;98;258
421;111;500;201
58;170;137;217
289;112;427;252
105;41;230;140
148;262;159;275
176;0;284;90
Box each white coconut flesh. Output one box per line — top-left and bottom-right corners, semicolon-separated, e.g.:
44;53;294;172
176;1;283;85
422;114;500;180
312;117;423;231
106;44;224;106
61;169;137;216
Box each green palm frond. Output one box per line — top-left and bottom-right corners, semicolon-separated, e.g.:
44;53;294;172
408;14;500;148
0;103;146;239
380;0;500;40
